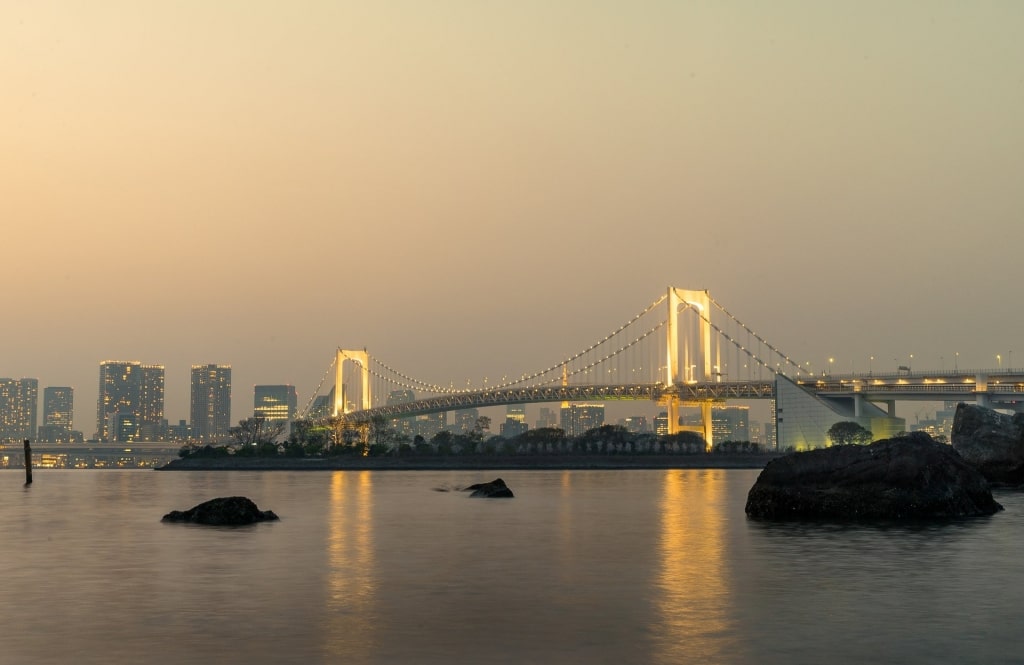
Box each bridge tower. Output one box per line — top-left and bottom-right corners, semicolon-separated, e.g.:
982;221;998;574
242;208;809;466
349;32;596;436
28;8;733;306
333;349;371;416
663;287;715;449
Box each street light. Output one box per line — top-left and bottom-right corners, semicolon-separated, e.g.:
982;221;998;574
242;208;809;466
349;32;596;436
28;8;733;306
869;356;874;376
997;355;1002;371
828;357;834;376
955;351;959;373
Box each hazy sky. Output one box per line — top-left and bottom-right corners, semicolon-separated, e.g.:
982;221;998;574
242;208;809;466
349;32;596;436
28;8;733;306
4;2;1023;429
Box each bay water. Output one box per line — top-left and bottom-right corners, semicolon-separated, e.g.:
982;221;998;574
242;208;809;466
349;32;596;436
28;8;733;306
1;469;1021;664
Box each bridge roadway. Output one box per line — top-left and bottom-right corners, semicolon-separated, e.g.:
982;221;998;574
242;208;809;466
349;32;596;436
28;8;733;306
338;370;1024;423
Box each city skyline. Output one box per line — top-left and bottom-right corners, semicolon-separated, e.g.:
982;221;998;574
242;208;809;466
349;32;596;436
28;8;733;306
4;3;1022;430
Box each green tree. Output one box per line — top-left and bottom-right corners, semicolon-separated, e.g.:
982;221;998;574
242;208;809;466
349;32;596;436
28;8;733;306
229;417;285;448
470;416;492;442
827;421;873;446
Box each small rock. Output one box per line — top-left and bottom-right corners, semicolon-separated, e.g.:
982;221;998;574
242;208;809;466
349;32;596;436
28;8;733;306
464;478;514;498
162;496;279;525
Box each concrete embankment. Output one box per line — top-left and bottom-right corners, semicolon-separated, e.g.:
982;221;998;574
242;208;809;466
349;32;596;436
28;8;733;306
156;454;777;472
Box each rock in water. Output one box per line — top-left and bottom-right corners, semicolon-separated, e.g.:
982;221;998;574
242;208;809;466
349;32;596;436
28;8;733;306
951;403;1024;485
162;496;279;525
745;432;1002;520
464;478;514;498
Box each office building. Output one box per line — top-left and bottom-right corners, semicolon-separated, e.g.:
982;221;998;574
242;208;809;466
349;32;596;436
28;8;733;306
387;389;416;437
96;361;142;441
560;403;605;437
43;386;73;431
453;408;479;434
254;385;298;423
712;405;750;443
414;412;447;439
39;386;74;442
139;365;166;439
501;404;529;437
191;364;232;441
309;392;333;420
0;378;39;442
536;407;558;430
654;411;669;435
96;361;166;442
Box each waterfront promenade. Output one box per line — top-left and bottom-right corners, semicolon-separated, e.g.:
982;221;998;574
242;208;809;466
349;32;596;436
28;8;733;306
157;453;777;471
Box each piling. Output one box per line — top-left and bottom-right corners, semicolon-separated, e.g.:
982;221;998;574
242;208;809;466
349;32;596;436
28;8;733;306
24;439;32;485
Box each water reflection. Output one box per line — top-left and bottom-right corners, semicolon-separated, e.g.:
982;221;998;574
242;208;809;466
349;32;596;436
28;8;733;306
654;469;735;664
324;471;376;661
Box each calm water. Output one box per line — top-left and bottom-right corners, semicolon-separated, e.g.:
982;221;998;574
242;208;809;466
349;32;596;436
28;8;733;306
1;469;1022;664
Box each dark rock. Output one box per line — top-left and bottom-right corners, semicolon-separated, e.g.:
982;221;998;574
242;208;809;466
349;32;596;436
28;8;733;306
745;432;1002;520
951;403;1024;485
464;478;514;498
162;496;279;525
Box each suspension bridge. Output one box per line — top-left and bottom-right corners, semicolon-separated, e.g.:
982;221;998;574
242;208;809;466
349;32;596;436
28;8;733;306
301;287;1024;450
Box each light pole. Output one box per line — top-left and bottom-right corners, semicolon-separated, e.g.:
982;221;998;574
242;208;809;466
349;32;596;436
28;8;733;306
997;355;1002;371
955;352;959;373
869;356;874;376
829;357;834;377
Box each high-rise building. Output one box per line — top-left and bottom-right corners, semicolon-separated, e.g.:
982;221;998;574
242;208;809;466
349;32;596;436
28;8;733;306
387;389;416;437
453;408;479;434
191;364;232;441
560;403;605;437
139;362;164;430
500;404;528;437
712;405;750;442
536;407;558;430
654;411;669;435
38;386;74;442
254;385;298;423
97;361;143;441
414;412;447;439
0;378;39;442
96;361;165;441
43;387;73;431
309;390;334;420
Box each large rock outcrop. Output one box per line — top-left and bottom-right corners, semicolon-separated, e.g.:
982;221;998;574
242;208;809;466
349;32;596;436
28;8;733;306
951;403;1024;485
162;496;279;525
745;432;1002;520
464;478;514;498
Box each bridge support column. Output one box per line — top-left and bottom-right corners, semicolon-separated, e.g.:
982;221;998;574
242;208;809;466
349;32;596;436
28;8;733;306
700;401;713;452
665;395;680;436
853;394;865;418
334;349;371;416
975;375;991;409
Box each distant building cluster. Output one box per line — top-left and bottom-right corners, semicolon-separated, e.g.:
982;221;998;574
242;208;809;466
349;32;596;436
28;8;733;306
0;362;796;449
0;362;303;445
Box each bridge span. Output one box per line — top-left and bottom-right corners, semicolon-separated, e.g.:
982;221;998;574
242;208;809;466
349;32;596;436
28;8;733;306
313;287;1022;450
337;371;1024;424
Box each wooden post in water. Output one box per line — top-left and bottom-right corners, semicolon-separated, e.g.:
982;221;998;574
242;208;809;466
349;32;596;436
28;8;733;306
24;439;32;485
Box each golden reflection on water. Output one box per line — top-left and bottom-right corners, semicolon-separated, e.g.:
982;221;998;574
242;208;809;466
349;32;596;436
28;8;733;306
654;469;733;664
325;471;376;660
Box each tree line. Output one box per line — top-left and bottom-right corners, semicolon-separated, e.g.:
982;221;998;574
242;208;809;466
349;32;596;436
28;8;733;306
178;415;769;459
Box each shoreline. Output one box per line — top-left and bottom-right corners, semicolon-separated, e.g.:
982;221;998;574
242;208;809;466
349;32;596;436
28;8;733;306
156;453;778;472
